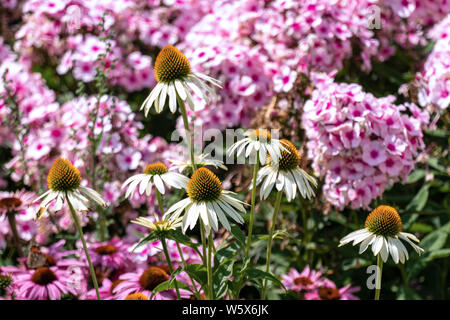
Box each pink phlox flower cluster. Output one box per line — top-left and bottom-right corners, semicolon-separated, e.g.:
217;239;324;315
302;72;429;210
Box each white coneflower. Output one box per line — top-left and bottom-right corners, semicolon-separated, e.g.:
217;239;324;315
339;205;424;300
141;45;222;116
121;162;189;199
339;205;424;264
132;214;183;233
227;129;289;165
32;157;106;300
33;158;106;220
256;139;317;201
168;153;227;174
163;167;245;233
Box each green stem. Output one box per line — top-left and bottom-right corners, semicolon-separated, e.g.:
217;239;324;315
261;190;283;300
199;220;207;267
177;95;197;173
207;230;214;300
244;155;259;259
6;211;23;257
66;196;101;300
234;155;259;299
155;189;165;215
161;237;181;300
175;241;202;299
375;253;383;300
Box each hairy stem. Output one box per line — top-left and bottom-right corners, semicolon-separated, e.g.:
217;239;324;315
261;190;283;299
66;196;101;300
161;237;181;300
375;253;383;300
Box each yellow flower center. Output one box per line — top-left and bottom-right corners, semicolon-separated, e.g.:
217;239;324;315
267;139;300;171
47;158;81;192
31;267;57;285
365;205;402;237
138;267;169;291
0;197;22;210
187;168;222;202
154;45;191;83
144;162;168;175
249;129;271;142
318;287;341;300
95;244;118;255
125;292;149;300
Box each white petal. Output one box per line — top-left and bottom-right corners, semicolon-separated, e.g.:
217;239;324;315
174;80;186;100
168;83;177;113
153;175;166;195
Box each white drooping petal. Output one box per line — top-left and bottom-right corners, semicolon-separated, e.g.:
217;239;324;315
153;174;166;195
168;83;177;113
174;80;186;100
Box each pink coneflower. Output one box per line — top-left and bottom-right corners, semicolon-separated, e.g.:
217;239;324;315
281;266;324;292
14;266;78;300
83;278;117;300
88;237;133;271
112;266;183;300
304;279;360;300
0;190;35;217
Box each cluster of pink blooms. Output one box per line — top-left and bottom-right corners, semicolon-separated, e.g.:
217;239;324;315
416;13;450;112
10;0;448;133
302;72;430;210
13;0;214;92
281;265;359;300
0;228;204;300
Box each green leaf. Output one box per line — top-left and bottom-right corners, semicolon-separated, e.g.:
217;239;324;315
406;170;425;184
397;286;422;300
424;129;450;138
230;225;246;246
428;248;450;260
245;268;286;292
130;231;159;252
213;260;235;299
214;241;242;267
427;157;446;173
184;264;207;287
257;230;290;241
150;280;191;299
409;222;434;234
405;184;430;211
420;230;447;252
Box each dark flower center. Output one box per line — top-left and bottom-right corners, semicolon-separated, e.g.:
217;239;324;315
144;162;168;175
318;287;341;300
139;267;169;291
47;158;81;191
0;197;22;210
154;45;191;83
31;267;57;285
294;277;313;286
95;244;118;255
187;168;222;202
267;139;301;171
365;205;402;237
